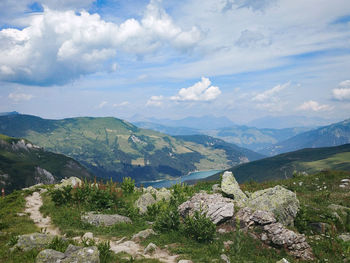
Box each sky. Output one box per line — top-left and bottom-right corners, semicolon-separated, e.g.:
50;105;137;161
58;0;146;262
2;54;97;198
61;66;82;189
0;0;350;125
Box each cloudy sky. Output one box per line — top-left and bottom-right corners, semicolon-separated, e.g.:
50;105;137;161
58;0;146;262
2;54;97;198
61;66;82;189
1;0;350;124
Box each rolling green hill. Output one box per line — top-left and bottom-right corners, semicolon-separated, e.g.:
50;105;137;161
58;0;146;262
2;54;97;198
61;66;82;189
0;114;263;183
264;118;350;156
0;134;91;193
202;144;350;183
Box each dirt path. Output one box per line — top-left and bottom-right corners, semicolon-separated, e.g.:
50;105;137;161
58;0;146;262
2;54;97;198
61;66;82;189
25;190;60;235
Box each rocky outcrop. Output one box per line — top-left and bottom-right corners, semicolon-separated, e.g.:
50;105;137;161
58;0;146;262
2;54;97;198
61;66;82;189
236;207;314;261
36;244;100;263
81;212;132;227
246;185;299;226
12;233;55;251
178;193;234;224
221;171;247;206
135;192;157;214
156;188;172;202
55;177;82;189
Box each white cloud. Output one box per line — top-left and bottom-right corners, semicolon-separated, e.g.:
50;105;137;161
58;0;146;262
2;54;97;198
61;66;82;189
113;101;129;107
252;82;290;102
97;101;108;109
297;100;333;112
8;92;34;102
171;77;221;101
146;95;164;107
0;0;201;86
333;80;350;101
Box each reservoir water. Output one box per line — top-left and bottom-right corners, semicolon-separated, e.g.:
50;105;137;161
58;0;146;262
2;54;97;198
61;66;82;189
140;170;222;188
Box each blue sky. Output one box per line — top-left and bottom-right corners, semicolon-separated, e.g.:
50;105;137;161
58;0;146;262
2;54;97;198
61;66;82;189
0;0;350;125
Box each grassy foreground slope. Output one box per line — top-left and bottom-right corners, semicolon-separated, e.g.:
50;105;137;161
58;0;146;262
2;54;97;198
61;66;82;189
0;114;262;183
0;134;91;193
203;144;350;183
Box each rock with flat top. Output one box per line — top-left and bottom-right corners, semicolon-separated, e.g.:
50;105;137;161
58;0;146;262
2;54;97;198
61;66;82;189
13;233;55;251
132;229;156;241
178;193;234;224
135;192;157;214
81;212;132;227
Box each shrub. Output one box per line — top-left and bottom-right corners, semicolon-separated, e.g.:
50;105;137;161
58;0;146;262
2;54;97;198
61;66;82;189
183;210;216;243
47;236;69;252
154;205;181;232
50;186;73;206
97;241;113;263
121;177;135;194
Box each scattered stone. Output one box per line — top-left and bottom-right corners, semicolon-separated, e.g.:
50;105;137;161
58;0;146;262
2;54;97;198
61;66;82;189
62;245;99;263
144;242;157;254
83;232;94;240
221;171;247;206
220;254;230;263
178;193;234;224
178;260;193;263
218;228;228;234
263;223;314;260
81;212;132;227
135;192;157;214
212;184;221;193
247;185;299;226
16;212;27;217
341;179;350;183
339;184;347;188
132;229;156;241
223;240;233;250
55;177;81;189
339;233;350;242
328;204;350;216
13;233;55;251
276;258;290;263
36;249;65;263
156;188;172;202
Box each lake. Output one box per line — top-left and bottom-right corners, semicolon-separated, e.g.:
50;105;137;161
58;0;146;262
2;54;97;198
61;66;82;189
139;170;222;188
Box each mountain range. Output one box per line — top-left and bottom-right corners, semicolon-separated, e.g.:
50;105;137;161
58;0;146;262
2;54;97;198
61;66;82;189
0;134;91;193
0;114;263;183
201;143;350;184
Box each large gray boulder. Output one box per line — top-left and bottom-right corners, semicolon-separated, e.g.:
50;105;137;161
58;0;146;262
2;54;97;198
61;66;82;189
35;249;65;262
13;233;55;251
221;171;247;206
81;212;132;227
36;244;100;263
178;193;234;224
55;177;81;189
246;185;299;226
135;192;157;214
131;229;156;241
156;188;172;202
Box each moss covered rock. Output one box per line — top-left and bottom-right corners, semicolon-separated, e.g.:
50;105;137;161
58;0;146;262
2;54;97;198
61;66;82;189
13;233;55;251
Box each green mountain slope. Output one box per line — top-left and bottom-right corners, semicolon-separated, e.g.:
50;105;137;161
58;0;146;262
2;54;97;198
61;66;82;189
264;118;350;156
0;134;91;193
134;121;311;153
203;144;350;183
0;114;262;183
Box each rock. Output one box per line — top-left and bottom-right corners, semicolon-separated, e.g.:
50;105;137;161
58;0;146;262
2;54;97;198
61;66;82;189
13;233;55;251
81;212;132;227
144;242;157;254
36;249;65;263
178;260;193;263
135;192;157;214
55;177;81;189
218;228;228;234
156;188;172;202
83;232;94;239
263;223;314;260
223;240;233;250
221;171;247;206
328;204;350;216
62;246;99;263
143;186;157;194
247;185;299;226
131;229;156;241
220;254;231;263
309;222;329;234
276;258;290;263
178;193;234;224
339;233;350;242
212;184;221;193
235;207;276;228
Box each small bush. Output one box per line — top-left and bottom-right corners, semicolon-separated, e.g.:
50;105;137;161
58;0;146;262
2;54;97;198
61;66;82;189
154;205;181;232
50;186;73;206
97;241;113;263
47;236;69;252
121;177;135;194
183;210;216;243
